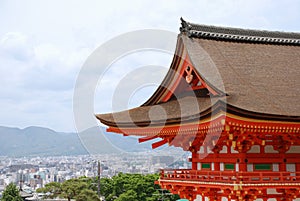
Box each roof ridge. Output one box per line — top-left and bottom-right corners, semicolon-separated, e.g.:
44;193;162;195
180;17;300;45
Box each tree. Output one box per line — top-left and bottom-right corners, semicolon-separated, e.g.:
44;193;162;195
37;177;99;201
100;173;179;201
75;189;100;201
115;190;138;201
1;183;22;201
37;174;179;201
36;182;61;199
61;178;88;201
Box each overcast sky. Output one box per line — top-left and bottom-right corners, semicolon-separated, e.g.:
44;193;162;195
0;0;299;132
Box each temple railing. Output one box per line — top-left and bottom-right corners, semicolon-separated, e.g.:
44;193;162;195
159;169;300;184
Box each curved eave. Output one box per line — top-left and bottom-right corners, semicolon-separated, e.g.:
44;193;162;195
96;99;219;128
96;107;212;128
226;104;300;123
96;100;300;129
142;36;184;106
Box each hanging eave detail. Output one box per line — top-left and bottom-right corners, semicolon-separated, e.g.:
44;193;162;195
105;110;300;150
105;111;300;137
103;99;300;150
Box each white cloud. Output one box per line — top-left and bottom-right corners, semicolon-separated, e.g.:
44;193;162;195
0;32;34;61
0;0;299;131
94;51;171;113
0;31;93;131
34;44;62;67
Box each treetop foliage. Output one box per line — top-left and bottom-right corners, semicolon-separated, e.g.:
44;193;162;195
37;173;180;201
1;183;22;201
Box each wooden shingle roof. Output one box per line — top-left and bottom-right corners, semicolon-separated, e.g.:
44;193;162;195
96;19;300;127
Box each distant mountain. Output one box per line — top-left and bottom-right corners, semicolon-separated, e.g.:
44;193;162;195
78;126;154;155
0;126;88;157
0;126;156;157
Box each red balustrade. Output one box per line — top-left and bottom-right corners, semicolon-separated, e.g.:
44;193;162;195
159;169;300;184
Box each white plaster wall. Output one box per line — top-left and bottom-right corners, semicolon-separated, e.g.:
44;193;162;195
198;146;204;154
231;146;238;153
273;163;279;171
220;146;227;153
197;163;201;170
220;162;224;171
287;146;300;154
248;145;260;153
265;145;278;153
247;163;253;171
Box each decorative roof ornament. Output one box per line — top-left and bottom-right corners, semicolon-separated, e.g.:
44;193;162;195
185;66;193;84
180;17;191;33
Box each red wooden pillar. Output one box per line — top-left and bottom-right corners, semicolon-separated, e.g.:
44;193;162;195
279;163;286;171
214;162;220;171
239;163;247;172
296;163;300;176
192;151;197;170
192;162;197;170
239;154;247;172
279;155;286;171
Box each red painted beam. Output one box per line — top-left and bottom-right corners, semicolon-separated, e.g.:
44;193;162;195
152;139;168;149
138;135;158;143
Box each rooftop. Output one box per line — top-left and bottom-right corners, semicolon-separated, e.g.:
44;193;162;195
97;19;300;128
180;17;300;45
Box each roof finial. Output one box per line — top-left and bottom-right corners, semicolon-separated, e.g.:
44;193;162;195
180;17;191;33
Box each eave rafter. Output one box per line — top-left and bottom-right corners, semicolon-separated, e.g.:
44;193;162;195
106;112;300;151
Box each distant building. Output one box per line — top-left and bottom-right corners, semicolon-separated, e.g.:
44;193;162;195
151;156;174;166
29;177;43;190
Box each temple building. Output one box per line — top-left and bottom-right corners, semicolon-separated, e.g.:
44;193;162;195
96;18;300;201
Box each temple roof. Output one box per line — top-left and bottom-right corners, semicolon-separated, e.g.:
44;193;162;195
98;96;218;127
96;19;300;127
179;17;300;45
182;34;300;116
